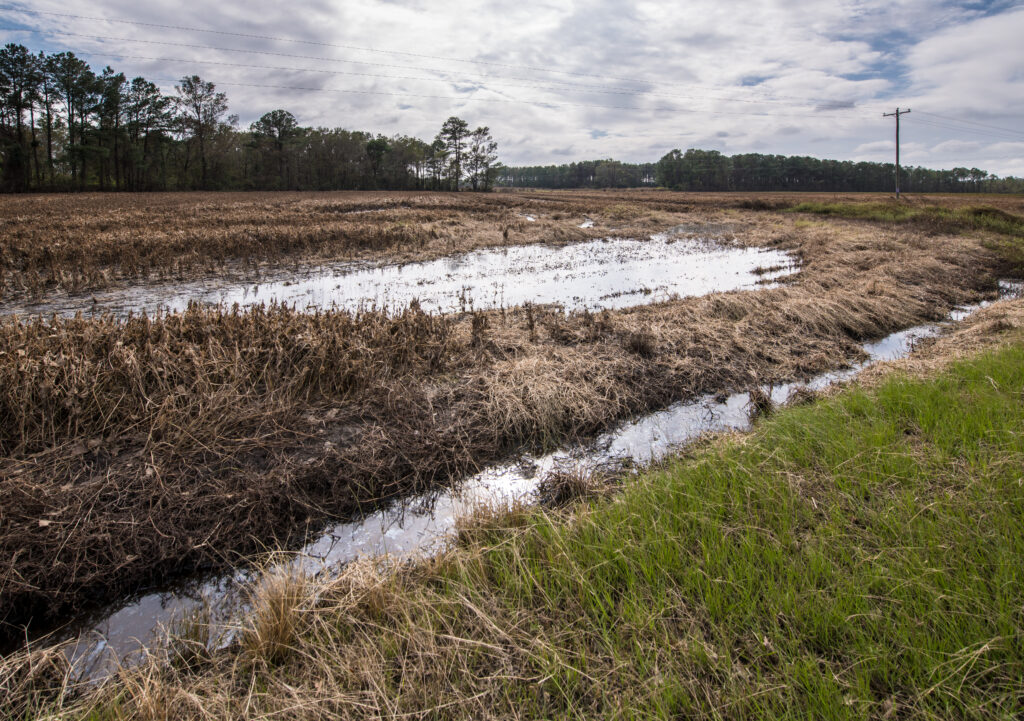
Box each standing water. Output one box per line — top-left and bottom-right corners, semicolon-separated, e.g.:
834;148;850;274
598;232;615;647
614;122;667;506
1;234;796;319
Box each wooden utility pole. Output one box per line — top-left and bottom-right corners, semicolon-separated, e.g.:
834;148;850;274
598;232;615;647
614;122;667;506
882;107;911;197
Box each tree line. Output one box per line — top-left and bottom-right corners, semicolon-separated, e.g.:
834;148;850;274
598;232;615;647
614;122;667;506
498;149;1024;193
0;43;499;192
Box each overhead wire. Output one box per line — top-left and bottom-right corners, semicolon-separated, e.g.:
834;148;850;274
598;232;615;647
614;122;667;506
0;18;879;119
907;116;1024;143
144;76;873;119
1;26;875;111
1;5;675;84
913;110;1024;138
7;2;1020;166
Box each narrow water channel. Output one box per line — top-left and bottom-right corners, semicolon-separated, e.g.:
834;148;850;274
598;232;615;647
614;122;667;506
55;281;1021;680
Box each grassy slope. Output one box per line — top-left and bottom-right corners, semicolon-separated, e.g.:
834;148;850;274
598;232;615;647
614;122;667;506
787;201;1024;269
42;334;1023;720
442;341;1024;718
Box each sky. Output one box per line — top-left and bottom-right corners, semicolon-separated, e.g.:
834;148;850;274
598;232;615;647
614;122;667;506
3;0;1024;175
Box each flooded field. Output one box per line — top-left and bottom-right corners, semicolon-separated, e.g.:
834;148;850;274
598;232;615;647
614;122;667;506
57;285;1020;680
0;233;796;319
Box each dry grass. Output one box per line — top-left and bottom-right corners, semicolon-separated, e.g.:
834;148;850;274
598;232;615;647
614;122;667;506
0;190;1011;655
856;298;1024;385
534;462;621;507
2;300;1024;719
241;568;310;666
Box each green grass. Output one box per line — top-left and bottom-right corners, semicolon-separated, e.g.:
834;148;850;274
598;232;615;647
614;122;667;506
786;201;1024;270
14;339;1024;720
436;342;1024;718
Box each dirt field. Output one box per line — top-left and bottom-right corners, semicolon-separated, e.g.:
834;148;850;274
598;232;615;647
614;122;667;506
0;190;1018;649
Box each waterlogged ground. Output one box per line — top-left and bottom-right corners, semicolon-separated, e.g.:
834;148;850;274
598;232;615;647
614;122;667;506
58;285;1022;680
0;233;796;318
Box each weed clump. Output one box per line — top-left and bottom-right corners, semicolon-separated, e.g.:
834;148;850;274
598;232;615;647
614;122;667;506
166;607;213;675
622;329;657;358
535;463;619;507
785;385;819;406
747;386;775;420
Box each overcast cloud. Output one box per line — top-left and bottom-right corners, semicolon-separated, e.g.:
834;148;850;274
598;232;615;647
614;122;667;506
3;0;1023;174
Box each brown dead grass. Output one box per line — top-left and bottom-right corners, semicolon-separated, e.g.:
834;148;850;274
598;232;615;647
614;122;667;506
0;191;1010;654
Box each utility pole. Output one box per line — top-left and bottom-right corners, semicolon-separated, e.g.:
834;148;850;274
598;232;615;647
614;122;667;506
882;107;911;198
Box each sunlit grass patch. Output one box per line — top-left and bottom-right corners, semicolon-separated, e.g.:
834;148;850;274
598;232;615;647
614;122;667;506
788;201;1024;270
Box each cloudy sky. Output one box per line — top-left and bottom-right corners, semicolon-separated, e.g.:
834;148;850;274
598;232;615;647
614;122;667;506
3;0;1023;174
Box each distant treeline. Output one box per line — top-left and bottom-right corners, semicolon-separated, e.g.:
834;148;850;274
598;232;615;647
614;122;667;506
0;43;498;192
498;149;1024;193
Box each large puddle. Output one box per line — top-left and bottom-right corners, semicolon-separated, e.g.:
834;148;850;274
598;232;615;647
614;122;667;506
50;282;1021;679
0;234;796;319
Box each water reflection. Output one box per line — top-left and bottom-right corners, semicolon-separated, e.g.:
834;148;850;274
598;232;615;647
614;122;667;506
1;235;796;319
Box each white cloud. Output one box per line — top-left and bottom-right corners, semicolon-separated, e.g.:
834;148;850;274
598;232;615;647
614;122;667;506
855;140;895;155
931;140;982;154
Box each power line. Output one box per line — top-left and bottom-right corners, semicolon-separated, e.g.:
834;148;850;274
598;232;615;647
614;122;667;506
0;20;881;121
144;76;871;120
910;118;1019;142
1;23;879;119
1;5;660;84
908;116;1024;143
913;110;1024;138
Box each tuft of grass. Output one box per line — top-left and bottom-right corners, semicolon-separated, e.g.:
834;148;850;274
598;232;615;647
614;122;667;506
165;607;212;675
241;567;309;666
534;462;620;507
747;386;775;420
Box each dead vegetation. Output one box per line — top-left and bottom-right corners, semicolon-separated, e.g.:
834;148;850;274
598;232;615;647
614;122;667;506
0;190;1013;655
534;462;622;507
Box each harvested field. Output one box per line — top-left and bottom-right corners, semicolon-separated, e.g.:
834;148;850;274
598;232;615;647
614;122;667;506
0;190;1018;654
